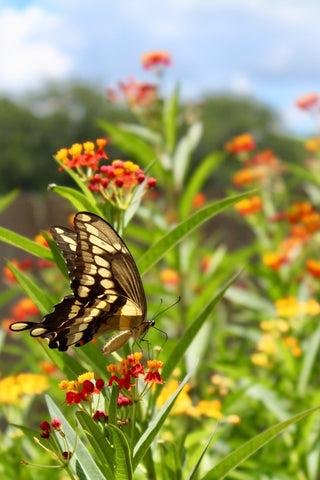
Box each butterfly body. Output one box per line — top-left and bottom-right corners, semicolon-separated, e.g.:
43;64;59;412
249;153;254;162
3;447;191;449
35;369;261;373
9;212;152;355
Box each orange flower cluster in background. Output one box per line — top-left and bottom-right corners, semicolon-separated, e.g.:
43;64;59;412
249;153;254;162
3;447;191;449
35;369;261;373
140;49;172;70
224;133;256;155
295;92;319;110
107;77;158;108
234;195;262;216
232;148;284;187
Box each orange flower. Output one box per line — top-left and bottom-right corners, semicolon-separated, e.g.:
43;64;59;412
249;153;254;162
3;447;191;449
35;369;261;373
34;231;50;247
283;336;302;357
306;258;320;278
140;50;172;69
192;192;206;209
224;133;256;155
305;137;320;153
119;77;158;107
262;252;285;271
11;297;39;321
295;92;319;110
3;258;33;283
201;254;212;273
302;211;320;233
160;268;180;286
232;168;254;187
275;296;320;317
286;202;313;223
235;196;262;215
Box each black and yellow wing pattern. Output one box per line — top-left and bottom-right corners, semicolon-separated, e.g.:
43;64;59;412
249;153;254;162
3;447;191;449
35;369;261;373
9;212;153;355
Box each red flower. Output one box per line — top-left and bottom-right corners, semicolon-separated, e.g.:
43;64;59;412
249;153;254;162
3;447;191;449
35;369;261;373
51;418;62;431
141;50;172;69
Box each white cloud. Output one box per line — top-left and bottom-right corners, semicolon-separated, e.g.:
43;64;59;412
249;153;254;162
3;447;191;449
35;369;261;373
0;5;74;92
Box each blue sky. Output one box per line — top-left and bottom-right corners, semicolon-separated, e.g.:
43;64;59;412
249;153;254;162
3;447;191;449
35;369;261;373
1;0;320;133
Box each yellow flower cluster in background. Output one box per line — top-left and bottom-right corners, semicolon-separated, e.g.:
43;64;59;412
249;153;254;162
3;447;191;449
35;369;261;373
0;373;49;405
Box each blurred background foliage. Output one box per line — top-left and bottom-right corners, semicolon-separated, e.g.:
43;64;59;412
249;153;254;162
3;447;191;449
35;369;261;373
0;82;306;194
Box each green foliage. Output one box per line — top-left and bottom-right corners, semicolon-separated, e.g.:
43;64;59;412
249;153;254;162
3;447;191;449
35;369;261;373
1;66;320;480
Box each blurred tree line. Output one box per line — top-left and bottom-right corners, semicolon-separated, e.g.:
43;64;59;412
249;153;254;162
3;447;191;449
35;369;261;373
0;82;306;193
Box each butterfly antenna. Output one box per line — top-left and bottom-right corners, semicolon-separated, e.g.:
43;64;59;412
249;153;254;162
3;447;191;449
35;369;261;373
152;296;181;322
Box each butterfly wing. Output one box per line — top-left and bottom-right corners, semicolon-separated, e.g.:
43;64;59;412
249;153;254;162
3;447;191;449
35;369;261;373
9;212;148;352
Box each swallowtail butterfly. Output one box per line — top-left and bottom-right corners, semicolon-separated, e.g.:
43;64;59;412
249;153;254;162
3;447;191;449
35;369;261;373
9;212;153;355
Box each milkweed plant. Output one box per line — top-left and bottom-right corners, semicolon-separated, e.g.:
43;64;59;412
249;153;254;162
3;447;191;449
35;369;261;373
1;51;320;480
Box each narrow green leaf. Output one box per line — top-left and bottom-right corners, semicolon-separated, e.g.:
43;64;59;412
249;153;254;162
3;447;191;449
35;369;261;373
173;121;203;189
46;395;106;480
0;286;21;308
120;123;162;145
0;189;19;214
48;184;102;216
76;411;115;479
97;120;156;167
163;85;179;154
180;152;225;218
138;190;256;275
6;261;55;316
162;271;241;381
133;371;192;471
285;161;320;187
201;406;320;480
109;383;120;425
108;424;133;480
186;430;216;480
298;323;320;395
0;226;54;261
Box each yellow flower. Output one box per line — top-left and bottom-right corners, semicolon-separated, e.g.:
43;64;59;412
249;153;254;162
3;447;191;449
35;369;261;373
189;399;223;419
0;373;49;405
78;372;95;383
250;352;273;368
156;380;193;415
257;334;278;355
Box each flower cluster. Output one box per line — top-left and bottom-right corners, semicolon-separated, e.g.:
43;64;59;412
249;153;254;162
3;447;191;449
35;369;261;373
56;139;108;172
140;49;172;70
33;418;73;468
0;372;49;405
295;92;319;110
107;352;164;395
232;148;284;187
275;297;320;318
59;371;105;407
234;195;262;216
107;77;158;108
224;133;256;156
156;378;240;424
251;315;303;368
89;159;156;210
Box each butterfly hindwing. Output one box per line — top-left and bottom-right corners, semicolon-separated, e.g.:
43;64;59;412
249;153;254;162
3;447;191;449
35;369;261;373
9;212;151;353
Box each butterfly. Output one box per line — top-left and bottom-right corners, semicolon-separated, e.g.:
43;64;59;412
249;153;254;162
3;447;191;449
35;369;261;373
9;211;153;355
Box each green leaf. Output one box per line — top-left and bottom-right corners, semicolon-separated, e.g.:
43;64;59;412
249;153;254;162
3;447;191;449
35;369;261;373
0;226;54;261
0;286;21;308
138;190;256;275
285;161;320;187
0;189;19;214
43;346;87;379
109;383;120;425
97;120;156;167
180;152;225;218
6;261;55;316
133;371;192;471
173;121;203;189
186;430;216;480
48;184;102;216
163;85;179;154
120;123;162;145
201;406;320;480
76;411;115;479
162;271;241;381
108;424;133;480
298;323;320;395
46;395;107;480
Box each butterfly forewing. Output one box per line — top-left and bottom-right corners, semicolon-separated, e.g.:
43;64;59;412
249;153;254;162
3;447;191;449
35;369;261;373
9;212;150;353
